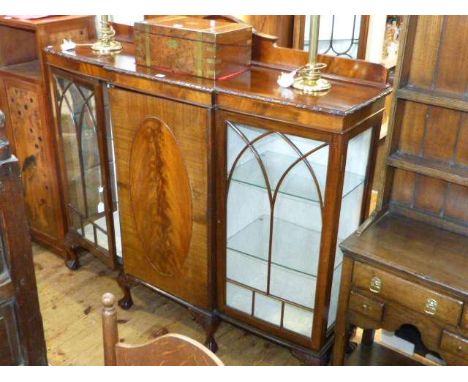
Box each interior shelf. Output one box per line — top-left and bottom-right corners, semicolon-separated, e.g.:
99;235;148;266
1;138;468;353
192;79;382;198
227;215;342;309
231;151;364;203
388;152;468;187
228;215;344;277
397;86;468;113
0;60;41;83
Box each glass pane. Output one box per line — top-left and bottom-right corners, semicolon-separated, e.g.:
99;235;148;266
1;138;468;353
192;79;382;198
305;15;362;59
225;121;329;338
254;294;282;326
54;76;108;249
226;282;252;315
283;304;314;337
103;88;123;258
328;128;372;329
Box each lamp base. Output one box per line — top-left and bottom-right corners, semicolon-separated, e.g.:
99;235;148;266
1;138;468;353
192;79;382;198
292;77;331;94
91;40;122;54
292;62;331;95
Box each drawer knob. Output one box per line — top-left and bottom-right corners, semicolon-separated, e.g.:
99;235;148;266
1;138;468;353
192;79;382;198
424;298;438;315
457;345;463;353
362;304;369;310
369;276;382;294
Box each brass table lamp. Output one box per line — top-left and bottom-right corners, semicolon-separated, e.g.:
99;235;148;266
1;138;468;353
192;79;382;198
293;16;331;94
92;15;122;54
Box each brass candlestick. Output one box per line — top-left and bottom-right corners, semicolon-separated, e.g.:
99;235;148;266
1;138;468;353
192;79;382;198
91;15;122;54
293;16;331;94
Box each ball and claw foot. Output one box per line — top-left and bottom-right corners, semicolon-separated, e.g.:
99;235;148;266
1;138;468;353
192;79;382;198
118;295;134;310
205;336;219;353
65;247;80;270
117;271;134;310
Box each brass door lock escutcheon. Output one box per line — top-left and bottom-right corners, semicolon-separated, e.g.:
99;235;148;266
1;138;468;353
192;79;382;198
424;298;438;315
369;276;382;294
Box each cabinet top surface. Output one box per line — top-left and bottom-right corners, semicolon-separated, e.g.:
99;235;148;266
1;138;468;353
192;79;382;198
44;44;391;117
340;212;468;297
0;15;94;30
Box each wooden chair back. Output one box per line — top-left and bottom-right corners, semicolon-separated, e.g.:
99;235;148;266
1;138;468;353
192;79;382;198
101;293;223;366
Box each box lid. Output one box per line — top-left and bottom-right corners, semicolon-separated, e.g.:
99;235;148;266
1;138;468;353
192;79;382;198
134;16;252;43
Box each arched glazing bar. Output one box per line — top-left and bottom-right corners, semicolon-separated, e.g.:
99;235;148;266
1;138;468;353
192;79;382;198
226;121;330;327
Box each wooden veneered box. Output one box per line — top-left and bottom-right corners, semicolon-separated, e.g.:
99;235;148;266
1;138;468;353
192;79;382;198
134;16;252;80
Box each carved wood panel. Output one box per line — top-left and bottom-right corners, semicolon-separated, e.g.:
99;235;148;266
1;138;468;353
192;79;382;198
4;79;59;239
109;87;211;308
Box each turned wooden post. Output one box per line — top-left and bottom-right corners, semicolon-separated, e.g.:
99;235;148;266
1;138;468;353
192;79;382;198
102;292;119;366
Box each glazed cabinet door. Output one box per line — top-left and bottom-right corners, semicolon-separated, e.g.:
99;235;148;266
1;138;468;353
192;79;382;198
0;132;47;365
217;113;374;349
50;69;119;269
109;87;211;309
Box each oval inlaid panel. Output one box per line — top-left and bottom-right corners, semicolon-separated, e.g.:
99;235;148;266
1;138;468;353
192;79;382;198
129;117;193;277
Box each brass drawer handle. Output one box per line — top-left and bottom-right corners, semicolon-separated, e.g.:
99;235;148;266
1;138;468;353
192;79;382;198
457;345;463;353
362;304;369;310
424;298;438;315
369;276;382;294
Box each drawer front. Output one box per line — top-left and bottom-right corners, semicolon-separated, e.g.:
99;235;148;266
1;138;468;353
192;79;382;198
440;331;468;358
353;263;463;326
349;290;384;322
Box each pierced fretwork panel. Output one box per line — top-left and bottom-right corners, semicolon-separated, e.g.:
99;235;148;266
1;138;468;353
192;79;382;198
225;122;330;338
54;75;109;252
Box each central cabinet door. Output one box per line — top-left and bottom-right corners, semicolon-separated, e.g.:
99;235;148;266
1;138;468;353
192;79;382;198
109;87;211;309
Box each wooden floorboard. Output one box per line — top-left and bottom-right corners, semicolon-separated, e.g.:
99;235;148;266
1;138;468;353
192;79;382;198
33;244;302;366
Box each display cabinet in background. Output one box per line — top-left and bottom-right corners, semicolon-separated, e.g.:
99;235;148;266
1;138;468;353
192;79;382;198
0;16;96;256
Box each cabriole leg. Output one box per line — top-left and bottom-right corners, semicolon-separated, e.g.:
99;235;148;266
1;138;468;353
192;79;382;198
117;271;134;310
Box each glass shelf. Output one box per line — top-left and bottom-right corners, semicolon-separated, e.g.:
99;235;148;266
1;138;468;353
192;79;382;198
227;215;343;309
228;215;342;277
231;151;364;203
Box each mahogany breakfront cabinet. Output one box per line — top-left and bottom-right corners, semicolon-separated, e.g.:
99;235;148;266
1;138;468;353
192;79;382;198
0;16;96;257
44;24;390;364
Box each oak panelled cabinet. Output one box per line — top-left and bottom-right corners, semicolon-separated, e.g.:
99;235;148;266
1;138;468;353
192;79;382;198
333;16;468;366
44;20;390;364
0;16;96;256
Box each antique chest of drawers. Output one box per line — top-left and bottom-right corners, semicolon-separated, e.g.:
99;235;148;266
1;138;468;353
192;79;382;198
333;15;468;366
333;213;468;365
